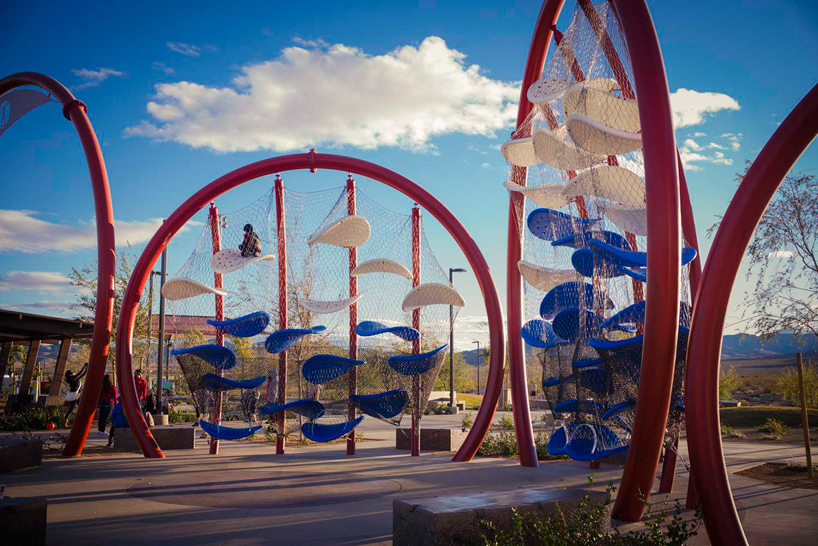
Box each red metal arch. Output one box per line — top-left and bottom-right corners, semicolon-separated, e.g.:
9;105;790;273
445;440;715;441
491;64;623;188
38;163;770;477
686;84;818;546
0;72;116;457
115;151;506;458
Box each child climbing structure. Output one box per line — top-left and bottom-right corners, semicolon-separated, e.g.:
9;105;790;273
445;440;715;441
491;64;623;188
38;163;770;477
116;151;506;461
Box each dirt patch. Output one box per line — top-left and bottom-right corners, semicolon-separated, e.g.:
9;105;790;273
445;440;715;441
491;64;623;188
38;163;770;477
721;427;818;445
737;462;818;490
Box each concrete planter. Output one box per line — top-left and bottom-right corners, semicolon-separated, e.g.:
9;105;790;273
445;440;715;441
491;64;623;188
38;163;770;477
396;428;468;452
0;497;47;545
0;438;43;473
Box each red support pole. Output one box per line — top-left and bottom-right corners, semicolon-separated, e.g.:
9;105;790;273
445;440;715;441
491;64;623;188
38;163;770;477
410;205;422;456
686;85;818;546
347;175;358;456
209;203;225;455
274;175;288;455
609;0;682;521
0;73;118;458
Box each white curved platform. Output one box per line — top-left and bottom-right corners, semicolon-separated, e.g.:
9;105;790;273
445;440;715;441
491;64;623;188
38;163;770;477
562;166;646;206
210;248;275;274
526;77;572;105
401;283;465;312
350;258;413;280
503;180;569;209
302;294;363;314
564;114;643;156
532;126;607;171
517;261;577;293
307;216;371;248
500;137;540;167
562;85;640;133
161;277;228;301
600;203;648;236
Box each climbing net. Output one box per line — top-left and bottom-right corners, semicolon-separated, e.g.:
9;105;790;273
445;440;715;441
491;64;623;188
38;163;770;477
503;1;693;462
163;176;461;444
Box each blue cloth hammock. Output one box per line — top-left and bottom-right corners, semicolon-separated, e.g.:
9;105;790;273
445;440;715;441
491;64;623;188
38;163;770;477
171;344;237;370
388;345;448;376
551;230;632;251
552;399;605;416
201;373;266;391
521;319;566;348
577;368;612;395
264;326;326;354
589;239;698;268
302;354;365;385
258;399;325;420
552;308;602;342
540;282;614;319
543;374;573;388
527;208;600;242
207;311;270;337
565;423;630;461
355;321;419;341
571;248;633;279
301;416;364;442
199;420;262;440
350;389;409;419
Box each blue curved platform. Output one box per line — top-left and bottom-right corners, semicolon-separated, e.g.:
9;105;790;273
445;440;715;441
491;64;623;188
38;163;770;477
171;344;237;370
542;375;573;388
208;311;270;338
573;357;604;369
258;399;325;420
527;208;600;241
565;424;629;461
577;368;611;395
618;266;647;282
589;326;690;384
540;282;614;319
552;308;602;341
571;249;630;279
551;230;631;251
199;420;262;440
388;345;448;376
302;416;364;442
552;399;605;415
602;399;636;420
589;239;698;268
302;354;365;384
201;373;266;391
355;321;419;341
521;319;566;348
350;390;409;419
265;326;327;354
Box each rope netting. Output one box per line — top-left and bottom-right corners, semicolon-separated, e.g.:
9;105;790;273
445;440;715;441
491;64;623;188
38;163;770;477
163;176;459;443
503;1;693;462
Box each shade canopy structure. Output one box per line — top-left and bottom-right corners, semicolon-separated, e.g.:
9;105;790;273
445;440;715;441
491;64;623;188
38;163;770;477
307;215;371;248
207;311;270;338
210;248;275;274
161;277;228;302
350;258;413;279
0;309;95;344
401;283;465;312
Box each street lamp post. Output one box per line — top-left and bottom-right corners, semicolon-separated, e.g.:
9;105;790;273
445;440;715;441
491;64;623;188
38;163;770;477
448;267;467;408
473;340;481;395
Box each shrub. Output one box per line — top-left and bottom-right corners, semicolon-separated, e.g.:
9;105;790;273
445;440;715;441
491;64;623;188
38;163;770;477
719;366;741;400
756;418;788;440
478;431;519;457
777;361;818;408
497;415;515;431
0;406;65;431
720;424;746;440
461;412;474;430
169;408;196;424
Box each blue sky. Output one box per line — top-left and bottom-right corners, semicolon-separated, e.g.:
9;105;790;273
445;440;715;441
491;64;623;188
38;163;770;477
1;0;816;346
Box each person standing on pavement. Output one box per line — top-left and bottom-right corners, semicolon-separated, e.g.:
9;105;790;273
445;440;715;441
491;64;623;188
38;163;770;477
97;374;117;435
134;370;148;414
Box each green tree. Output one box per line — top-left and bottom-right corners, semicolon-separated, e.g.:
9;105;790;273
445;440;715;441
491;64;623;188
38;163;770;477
719;366;740;400
777;359;818;408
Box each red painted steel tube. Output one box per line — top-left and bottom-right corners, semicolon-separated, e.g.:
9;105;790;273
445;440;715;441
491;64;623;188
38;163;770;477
115;152;505;459
410;206;422;457
0;73;117;458
347;175;358;456
610;0;682;521
209;204;225;455
502;0;566;469
274;175;288;455
687;84;818;546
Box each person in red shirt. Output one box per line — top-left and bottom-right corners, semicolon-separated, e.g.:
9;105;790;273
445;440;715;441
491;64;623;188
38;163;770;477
97;374;117;435
134;370;148;414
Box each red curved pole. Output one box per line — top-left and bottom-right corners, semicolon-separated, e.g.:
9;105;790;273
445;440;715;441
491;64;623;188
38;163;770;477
687;84;818;546
116;151;506;458
501;0;566;469
0;73;116;458
609;0;682;521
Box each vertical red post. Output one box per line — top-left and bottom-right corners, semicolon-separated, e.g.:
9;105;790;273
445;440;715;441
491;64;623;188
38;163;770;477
209;203;224;455
274;175;288;455
346;175;358;456
411;205;422;456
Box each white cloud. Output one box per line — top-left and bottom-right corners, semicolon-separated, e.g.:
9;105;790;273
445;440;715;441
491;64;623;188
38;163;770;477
770;250;794;259
692;132;706;137
71;68;124;90
152;62;175;75
669;88;740;127
481;162;491;169
127;37;519;153
0;271;74;292
0;210;200;253
166;42;201;57
0;301;74;314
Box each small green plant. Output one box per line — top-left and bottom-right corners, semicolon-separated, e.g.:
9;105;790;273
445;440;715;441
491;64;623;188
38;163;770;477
719;366;741;400
497;415;515;431
0;406;65;431
461;412;474;430
756;417;788;440
169;407;196;424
